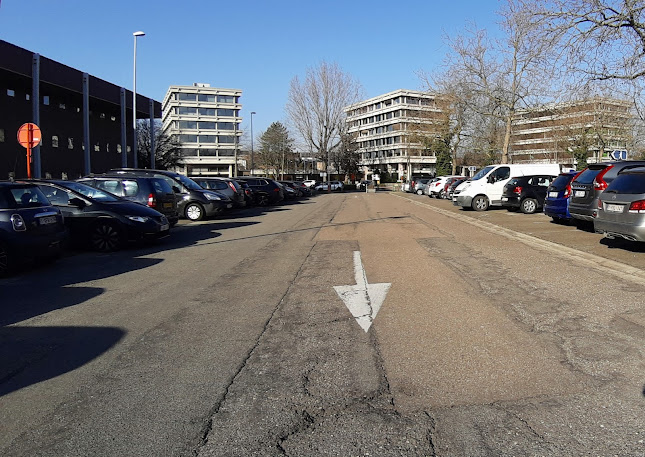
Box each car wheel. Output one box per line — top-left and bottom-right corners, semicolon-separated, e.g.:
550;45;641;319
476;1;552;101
185;202;205;221
472;195;489;211
90;221;123;252
416;189;424;195
520;198;538;214
256;194;269;206
0;242;11;276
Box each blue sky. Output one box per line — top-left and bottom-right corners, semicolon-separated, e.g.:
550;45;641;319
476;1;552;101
0;0;502;142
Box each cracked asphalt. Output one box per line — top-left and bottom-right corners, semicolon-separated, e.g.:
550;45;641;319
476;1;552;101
2;191;645;456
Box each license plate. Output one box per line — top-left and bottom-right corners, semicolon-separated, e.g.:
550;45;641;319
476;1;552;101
160;224;169;231
574;190;585;197
39;216;57;225
163;202;173;209
549;191;558;198
605;204;623;213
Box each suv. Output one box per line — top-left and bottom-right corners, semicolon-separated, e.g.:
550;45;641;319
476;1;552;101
501;175;557;214
110;169;232;221
190;177;246;208
0;182;66;275
78;175;179;226
569;161;645;222
235;177;284;206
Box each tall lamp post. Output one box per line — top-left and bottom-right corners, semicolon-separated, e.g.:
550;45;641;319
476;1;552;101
250;111;256;176
132;30;145;168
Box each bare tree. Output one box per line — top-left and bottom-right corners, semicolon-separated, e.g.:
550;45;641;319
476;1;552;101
440;1;554;164
286;61;362;180
137;120;183;170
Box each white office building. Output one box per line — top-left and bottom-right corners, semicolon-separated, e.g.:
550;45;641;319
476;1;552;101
345;89;445;179
162;83;243;177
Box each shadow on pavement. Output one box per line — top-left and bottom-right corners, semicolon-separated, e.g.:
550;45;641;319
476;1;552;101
0;325;125;397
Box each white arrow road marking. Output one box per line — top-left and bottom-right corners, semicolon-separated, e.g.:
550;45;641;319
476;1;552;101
334;251;391;332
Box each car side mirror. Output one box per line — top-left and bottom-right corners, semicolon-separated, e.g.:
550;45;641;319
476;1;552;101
488;175;495;184
68;197;86;208
172;186;181;193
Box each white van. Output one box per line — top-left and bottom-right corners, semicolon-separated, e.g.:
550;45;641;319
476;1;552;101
452;163;561;211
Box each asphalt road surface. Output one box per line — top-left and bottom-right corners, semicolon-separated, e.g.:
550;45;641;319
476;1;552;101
2;191;645;456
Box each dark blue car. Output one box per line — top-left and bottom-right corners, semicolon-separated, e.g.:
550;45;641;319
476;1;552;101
0;182;67;275
543;171;580;223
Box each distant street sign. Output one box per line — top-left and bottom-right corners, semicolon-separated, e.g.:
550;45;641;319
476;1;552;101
610;150;627;160
17;123;41;179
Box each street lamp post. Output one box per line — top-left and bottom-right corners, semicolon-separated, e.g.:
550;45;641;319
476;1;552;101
132;31;145;168
250;111;256;176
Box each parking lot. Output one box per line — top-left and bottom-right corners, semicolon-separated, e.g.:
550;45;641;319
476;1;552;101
3;189;645;456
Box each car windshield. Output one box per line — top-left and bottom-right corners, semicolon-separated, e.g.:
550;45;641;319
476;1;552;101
174;174;203;190
573;167;604;185
605;173;645;194
62;181;120;202
471;166;495;181
9;186;51;208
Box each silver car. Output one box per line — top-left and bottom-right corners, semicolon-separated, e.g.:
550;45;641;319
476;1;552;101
594;168;645;241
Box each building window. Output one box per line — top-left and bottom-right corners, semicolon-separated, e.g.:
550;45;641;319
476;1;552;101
217;108;235;117
178;107;197;115
217;95;236;103
68;138;74;149
182;148;198;156
218;136;235;143
178;93;197;101
180;134;198;142
7;89;14;97
199;149;217;156
198;121;216;129
52;135;59;147
218;149;235;156
198;108;216;116
218;122;235;130
43;96;50;105
198;94;216;102
179;120;198;129
199;135;217;143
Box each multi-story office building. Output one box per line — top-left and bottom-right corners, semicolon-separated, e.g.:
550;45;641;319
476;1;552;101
345;89;446;179
162;84;242;177
511;98;633;165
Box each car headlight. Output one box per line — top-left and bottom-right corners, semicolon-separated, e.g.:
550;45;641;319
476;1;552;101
204;192;221;201
126;215;150;223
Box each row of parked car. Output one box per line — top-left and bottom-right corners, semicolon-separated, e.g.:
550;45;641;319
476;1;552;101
0;169;319;275
410;160;645;243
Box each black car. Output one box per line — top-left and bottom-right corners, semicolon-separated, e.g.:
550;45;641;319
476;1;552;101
190;176;246;208
110;169;232;221
234;179;256;206
235;177;284;206
291;181;312;196
501;174;557;213
278;181;303;198
569;161;645;222
0;182;67;275
30;180;170;252
78;175;180;226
